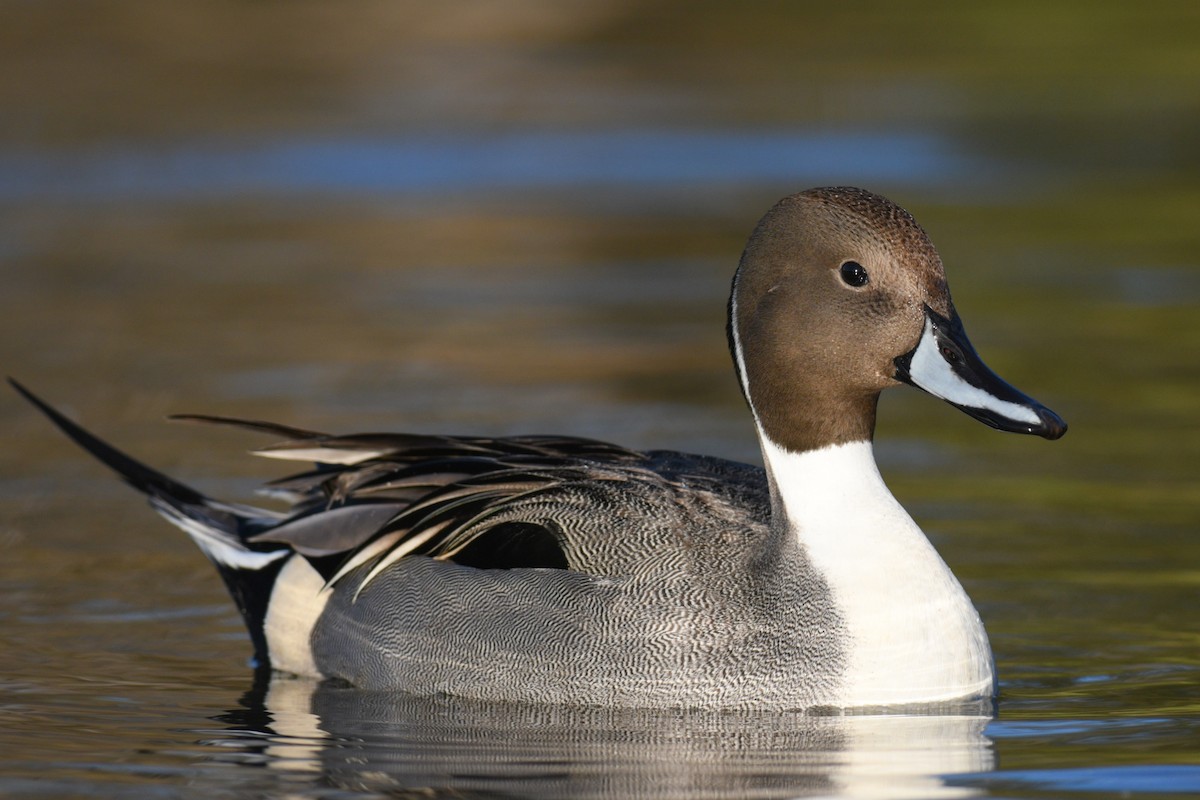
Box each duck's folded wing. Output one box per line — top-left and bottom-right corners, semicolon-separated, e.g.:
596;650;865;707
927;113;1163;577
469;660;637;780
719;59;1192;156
178;415;656;590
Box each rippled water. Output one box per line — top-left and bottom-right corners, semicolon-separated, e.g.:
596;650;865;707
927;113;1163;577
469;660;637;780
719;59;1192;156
2;3;1198;798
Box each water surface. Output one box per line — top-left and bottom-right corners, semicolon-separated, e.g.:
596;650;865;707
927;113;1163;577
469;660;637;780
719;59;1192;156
2;2;1198;798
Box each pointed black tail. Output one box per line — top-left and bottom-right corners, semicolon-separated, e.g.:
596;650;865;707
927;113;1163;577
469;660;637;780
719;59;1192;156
10;378;290;668
10;378;216;505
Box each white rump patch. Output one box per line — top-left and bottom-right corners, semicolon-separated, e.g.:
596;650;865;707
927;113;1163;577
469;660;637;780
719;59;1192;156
908;317;1040;425
264;556;331;679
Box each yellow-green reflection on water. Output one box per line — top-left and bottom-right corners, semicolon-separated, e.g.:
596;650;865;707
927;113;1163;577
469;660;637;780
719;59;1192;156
1;2;1198;799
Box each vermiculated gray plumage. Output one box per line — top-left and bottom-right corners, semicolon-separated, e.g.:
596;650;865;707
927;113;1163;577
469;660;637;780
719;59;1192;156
289;444;846;707
190;420;848;707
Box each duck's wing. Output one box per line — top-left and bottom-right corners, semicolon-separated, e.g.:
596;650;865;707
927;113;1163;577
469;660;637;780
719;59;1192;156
178;415;716;591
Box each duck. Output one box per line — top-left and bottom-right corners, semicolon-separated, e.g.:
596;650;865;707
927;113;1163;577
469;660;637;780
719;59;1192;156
12;187;1066;710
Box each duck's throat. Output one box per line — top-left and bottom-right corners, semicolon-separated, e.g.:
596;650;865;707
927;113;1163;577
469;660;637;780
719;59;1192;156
748;376;880;456
759;435;995;707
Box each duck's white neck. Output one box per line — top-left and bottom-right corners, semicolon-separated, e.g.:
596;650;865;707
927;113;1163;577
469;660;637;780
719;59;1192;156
760;435;995;707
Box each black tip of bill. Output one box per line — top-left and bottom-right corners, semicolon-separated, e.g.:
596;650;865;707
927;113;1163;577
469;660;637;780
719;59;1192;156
894;308;1068;441
1032;405;1068;440
956;391;1068;440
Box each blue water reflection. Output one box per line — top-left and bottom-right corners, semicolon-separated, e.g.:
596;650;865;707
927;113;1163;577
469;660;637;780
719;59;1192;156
967;765;1200;796
1;130;982;200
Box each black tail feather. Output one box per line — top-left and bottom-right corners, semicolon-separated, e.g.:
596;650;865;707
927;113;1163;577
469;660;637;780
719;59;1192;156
10;377;209;507
10;377;289;669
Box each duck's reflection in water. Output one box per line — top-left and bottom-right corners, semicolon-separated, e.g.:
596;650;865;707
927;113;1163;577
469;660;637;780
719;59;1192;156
206;674;994;799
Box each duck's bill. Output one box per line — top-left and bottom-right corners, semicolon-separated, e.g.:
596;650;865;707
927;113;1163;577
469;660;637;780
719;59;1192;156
894;307;1067;440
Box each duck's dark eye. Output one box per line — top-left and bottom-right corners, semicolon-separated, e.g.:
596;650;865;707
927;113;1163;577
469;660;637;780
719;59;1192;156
839;260;869;287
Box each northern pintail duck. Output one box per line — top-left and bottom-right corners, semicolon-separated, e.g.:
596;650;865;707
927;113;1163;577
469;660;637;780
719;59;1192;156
15;187;1066;710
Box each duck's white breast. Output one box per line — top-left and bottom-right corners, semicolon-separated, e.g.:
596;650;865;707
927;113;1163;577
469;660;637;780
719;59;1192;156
762;438;995;707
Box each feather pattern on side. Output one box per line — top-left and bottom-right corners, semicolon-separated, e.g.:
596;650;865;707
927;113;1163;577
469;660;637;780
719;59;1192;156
179;415;709;597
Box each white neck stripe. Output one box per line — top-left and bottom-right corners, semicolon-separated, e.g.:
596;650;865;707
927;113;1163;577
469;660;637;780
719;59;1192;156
727;271;762;427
